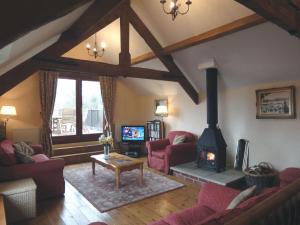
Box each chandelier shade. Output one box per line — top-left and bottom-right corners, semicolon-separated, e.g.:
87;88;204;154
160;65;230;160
160;0;192;21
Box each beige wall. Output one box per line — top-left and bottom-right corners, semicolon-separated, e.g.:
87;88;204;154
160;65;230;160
0;73;42;142
0;74;144;143
136;80;300;171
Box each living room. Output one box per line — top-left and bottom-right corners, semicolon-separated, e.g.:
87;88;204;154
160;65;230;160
1;0;300;225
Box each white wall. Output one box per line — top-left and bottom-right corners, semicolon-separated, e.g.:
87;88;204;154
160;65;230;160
136;79;300;171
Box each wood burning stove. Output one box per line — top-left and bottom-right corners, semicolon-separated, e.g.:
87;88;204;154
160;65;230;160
197;68;227;172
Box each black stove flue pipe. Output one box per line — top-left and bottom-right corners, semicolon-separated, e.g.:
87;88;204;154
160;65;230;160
206;68;218;128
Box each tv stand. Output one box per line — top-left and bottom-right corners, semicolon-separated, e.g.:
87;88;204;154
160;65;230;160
120;142;144;158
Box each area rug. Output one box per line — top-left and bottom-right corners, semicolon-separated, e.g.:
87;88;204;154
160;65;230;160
64;163;184;212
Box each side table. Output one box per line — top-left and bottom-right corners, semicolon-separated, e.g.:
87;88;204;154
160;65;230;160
0;178;37;223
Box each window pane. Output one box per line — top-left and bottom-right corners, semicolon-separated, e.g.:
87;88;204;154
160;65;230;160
82;81;103;134
52;79;76;136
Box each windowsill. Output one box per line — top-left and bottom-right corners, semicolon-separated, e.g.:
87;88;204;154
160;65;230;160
53;141;100;150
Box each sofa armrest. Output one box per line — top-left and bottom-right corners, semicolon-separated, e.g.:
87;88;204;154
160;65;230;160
146;139;170;153
0;158;65;181
30;144;44;154
198;182;240;212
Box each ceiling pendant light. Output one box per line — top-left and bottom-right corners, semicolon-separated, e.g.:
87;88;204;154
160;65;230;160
85;33;106;59
160;0;192;21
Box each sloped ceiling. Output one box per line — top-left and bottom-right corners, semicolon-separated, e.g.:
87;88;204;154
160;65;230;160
121;22;300;95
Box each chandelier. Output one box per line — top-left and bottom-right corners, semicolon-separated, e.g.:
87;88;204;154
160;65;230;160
85;33;106;59
160;0;192;21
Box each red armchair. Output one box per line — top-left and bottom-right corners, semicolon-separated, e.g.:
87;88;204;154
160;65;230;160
0;139;65;200
146;131;197;174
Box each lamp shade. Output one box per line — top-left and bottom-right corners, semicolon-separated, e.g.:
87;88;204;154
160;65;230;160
0;106;17;116
156;105;168;116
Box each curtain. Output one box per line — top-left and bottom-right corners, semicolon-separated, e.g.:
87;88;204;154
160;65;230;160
99;76;116;136
39;71;58;156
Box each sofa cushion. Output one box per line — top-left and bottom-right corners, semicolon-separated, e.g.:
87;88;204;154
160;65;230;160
279;168;300;187
32;154;49;163
0;140;16;166
14;150;34;164
198;182;240;212
152;150;166;159
13;142;34;156
227;185;256;209
196;208;244;225
172;135;186;145
237;186;279;210
164;205;215;225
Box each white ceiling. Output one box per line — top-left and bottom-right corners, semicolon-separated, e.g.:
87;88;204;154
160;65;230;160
122;22;300;95
64;0;254;63
1;0;300;99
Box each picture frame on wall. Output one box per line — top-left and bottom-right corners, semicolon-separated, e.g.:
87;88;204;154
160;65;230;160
256;86;296;119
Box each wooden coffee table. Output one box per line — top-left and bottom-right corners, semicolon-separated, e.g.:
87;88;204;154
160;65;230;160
90;152;144;189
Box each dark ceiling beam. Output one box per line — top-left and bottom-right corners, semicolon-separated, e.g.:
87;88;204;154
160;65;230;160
235;0;300;38
0;0;125;96
128;7;199;104
38;0;125;58
119;0;131;67
0;0;92;50
0;61;39;96
32;57;178;81
131;14;265;65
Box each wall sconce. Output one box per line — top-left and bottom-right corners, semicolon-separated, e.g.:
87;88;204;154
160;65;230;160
0;105;17;138
155;99;168;121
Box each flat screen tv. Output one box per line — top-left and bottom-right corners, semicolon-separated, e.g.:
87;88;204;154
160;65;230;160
121;125;145;142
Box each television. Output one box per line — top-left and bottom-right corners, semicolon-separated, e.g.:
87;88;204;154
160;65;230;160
121;125;145;142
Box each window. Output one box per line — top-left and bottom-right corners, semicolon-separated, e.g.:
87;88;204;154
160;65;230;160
82;81;103;134
51;77;104;143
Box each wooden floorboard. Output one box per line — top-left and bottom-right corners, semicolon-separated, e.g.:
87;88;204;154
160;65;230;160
12;159;200;225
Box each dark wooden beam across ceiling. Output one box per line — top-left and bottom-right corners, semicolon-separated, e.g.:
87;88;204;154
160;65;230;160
0;0;92;50
128;7;199;104
32;57;178;81
235;0;300;38
131;14;265;65
119;0;131;67
0;0;125;96
0;61;39;96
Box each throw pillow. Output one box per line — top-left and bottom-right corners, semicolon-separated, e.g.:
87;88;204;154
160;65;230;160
172;135;186;145
13;142;34;156
14;150;34;164
226;185;256;210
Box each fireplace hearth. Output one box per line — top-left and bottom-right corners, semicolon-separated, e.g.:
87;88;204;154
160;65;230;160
197;68;227;172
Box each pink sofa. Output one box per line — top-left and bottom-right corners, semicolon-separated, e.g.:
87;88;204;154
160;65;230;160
88;167;300;225
0;139;65;200
146;131;197;174
148;167;300;225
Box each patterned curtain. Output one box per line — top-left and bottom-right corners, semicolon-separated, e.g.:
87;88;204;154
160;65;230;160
39;71;58;156
99;76;116;135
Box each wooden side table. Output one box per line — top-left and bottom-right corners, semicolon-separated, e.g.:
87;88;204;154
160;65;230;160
0;178;37;223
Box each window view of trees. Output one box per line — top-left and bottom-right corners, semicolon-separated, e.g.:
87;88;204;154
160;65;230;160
51;78;103;139
52;79;76;136
82;81;103;134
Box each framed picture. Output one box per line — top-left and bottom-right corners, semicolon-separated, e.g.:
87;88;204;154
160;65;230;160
256;86;296;119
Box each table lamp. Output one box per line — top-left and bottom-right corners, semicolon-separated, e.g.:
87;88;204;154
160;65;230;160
155;105;168;121
0;105;17;138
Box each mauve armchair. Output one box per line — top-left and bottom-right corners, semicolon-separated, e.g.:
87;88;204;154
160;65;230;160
146;131;197;174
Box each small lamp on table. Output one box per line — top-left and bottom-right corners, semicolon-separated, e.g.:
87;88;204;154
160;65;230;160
0;105;17;139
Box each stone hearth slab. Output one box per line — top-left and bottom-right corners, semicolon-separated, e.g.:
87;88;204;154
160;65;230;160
171;162;245;187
